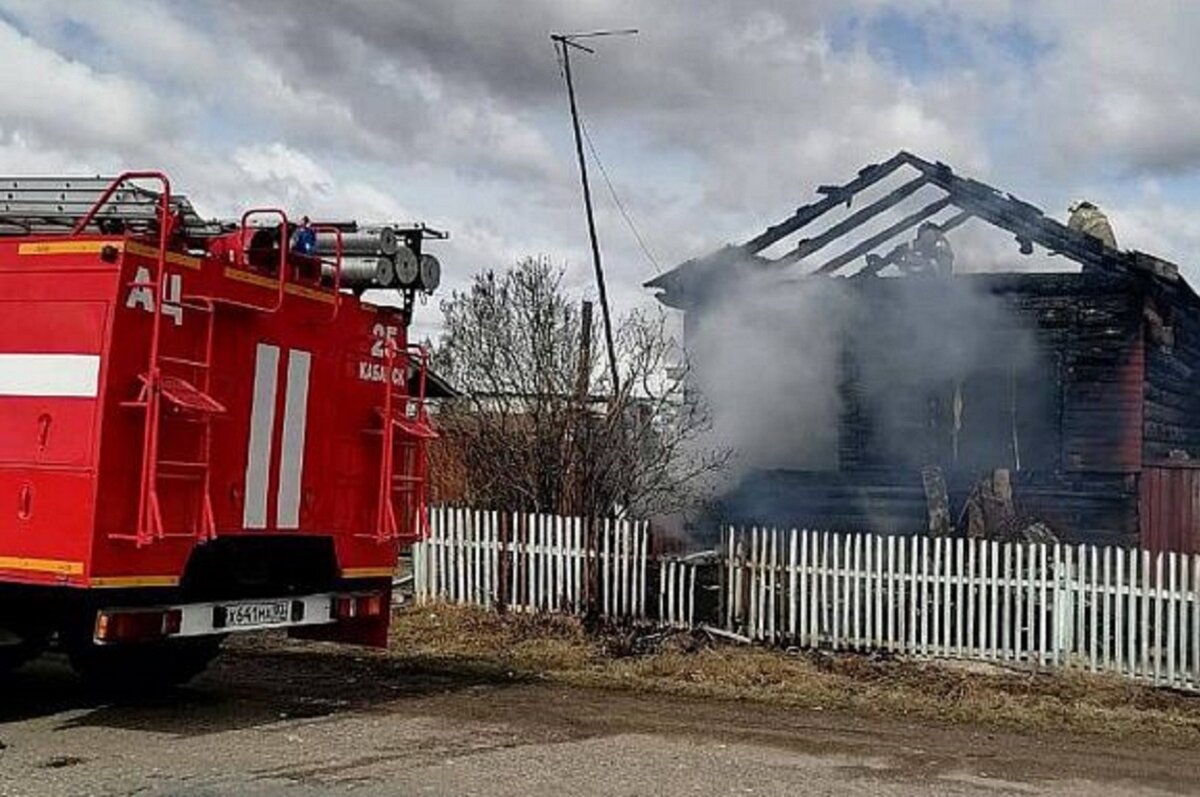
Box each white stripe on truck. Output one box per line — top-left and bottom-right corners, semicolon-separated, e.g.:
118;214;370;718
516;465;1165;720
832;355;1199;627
0;353;100;397
276;349;312;529
243;343;279;529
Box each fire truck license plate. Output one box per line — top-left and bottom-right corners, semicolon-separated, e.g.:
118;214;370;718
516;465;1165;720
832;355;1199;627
219;600;291;629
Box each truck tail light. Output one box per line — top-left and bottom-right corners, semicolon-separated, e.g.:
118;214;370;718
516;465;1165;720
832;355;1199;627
94;608;183;643
333;596;355;619
333;591;386;621
358;593;384;617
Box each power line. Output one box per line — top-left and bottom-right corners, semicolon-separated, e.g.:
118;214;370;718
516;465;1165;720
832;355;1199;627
578;115;663;275
551;41;663;277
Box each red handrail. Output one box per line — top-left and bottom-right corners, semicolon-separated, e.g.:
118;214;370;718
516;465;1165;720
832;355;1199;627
238;208;289;313
376;338;401;542
408;343;430;421
373;342;434;543
406;343;432;542
311;224;343;321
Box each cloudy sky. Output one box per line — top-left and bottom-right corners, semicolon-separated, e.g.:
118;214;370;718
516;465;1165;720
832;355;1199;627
3;1;1200;337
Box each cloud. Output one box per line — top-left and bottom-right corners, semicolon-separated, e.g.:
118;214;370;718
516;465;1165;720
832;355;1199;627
234;143;331;188
0;0;1198;332
1022;2;1200;177
0;17;163;152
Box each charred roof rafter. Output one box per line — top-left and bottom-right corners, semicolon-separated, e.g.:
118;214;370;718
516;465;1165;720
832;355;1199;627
776;174;930;266
646;151;1184;306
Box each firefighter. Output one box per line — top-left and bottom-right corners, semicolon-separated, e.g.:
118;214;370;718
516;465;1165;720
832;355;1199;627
291;215;317;255
912;221;954;275
1068;200;1118;249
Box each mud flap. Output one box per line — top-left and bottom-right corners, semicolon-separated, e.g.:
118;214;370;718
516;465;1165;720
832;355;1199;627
288;585;392;648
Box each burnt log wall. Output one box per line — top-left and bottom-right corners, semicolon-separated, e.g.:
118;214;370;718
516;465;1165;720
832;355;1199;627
1139;277;1200;552
838;273;1145;478
699;270;1200;548
717;469;1138;546
1001;273;1145;475
958;273;1144;544
736;273;1148;546
1142;279;1200;464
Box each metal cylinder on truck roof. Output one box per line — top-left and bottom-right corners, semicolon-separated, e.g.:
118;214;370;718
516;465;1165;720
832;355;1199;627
313;228;399;258
393;246;419;287
418;253;441;292
377;226;399;255
310;227;435;292
323;256;396;289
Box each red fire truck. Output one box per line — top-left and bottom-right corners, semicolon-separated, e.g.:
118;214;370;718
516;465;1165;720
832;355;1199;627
0;172;439;685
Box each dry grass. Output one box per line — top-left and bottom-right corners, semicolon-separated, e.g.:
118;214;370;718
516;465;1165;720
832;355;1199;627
389;603;597;672
389;603;1200;745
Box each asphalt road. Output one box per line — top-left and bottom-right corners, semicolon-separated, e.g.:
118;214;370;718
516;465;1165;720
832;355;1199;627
1;645;1196;796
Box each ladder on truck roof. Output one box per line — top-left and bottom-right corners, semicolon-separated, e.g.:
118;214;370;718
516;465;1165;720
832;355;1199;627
0;175;224;238
0;175;451;241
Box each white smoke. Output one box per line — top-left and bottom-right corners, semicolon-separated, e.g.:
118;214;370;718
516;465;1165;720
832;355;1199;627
685;262;1039;479
687;273;851;473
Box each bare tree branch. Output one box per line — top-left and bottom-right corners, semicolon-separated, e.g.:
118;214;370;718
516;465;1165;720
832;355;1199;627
431;257;728;518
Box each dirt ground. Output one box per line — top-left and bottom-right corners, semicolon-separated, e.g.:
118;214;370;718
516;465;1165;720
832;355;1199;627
2;606;1199;796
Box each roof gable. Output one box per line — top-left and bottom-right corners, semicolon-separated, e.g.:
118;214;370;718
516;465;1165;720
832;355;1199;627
647;152;1188;308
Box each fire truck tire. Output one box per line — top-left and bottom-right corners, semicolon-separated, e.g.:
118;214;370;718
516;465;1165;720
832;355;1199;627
68;636;224;689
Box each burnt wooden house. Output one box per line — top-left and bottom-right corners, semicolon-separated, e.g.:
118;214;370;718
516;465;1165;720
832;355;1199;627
648;153;1200;552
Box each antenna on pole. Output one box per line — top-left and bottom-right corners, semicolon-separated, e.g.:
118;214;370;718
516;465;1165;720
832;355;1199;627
551;28;637;397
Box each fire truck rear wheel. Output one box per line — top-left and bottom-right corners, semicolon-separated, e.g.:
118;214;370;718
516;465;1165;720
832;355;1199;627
68;636;224;690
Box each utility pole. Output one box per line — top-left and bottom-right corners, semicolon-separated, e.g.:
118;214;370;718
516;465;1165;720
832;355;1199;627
567;299;594;515
574;300;595;407
551;29;636;397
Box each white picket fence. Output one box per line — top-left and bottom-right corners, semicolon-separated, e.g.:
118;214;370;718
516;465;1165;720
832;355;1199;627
414;507;678;622
724;527;1200;691
408;509;1200;693
659;557;699;629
